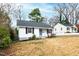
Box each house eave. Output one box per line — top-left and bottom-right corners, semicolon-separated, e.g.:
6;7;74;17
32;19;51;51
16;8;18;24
17;26;52;29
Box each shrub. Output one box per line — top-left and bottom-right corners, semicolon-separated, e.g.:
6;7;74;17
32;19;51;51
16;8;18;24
29;35;36;40
32;35;36;40
0;27;12;48
15;28;19;40
10;28;19;41
10;28;17;41
47;34;56;38
66;31;70;33
0;37;12;48
0;27;9;38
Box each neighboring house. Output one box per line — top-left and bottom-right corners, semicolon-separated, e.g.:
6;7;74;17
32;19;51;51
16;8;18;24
53;23;78;34
17;20;52;40
76;24;79;32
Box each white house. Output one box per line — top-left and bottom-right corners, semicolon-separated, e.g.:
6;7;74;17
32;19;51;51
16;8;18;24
17;20;52;40
53;23;78;34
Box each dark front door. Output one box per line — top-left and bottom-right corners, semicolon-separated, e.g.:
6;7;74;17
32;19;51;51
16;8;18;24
39;29;42;36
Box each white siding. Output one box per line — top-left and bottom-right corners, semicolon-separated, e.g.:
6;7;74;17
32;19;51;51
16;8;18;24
18;27;26;37
18;27;51;40
34;28;40;38
18;27;33;40
53;23;78;34
53;23;67;34
68;27;72;32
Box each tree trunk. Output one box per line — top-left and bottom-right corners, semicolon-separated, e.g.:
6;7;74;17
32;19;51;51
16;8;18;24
59;13;62;23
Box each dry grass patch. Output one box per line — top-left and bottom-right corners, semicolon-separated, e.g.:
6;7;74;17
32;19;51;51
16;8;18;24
0;36;79;56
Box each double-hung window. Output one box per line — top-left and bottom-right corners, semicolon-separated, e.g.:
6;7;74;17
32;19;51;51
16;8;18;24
26;28;34;34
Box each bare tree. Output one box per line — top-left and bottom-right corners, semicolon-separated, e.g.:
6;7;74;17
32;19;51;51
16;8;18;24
14;5;24;20
48;16;60;27
0;3;24;29
75;10;79;24
54;3;79;24
0;3;17;26
54;4;65;23
68;3;78;24
0;3;10;27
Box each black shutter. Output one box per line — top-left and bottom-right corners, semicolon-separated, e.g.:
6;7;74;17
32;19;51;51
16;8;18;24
26;27;27;34
33;28;34;34
47;29;48;34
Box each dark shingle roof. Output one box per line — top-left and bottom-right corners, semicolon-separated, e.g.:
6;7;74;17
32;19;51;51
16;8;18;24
62;23;73;26
58;22;73;26
17;20;51;28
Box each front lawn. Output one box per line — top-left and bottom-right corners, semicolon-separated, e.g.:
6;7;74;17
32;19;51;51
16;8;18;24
0;36;79;56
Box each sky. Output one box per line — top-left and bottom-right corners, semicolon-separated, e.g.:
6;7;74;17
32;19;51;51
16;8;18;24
11;3;58;27
21;3;58;20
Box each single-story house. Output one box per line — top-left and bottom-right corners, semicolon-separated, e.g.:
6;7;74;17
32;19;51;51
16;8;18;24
53;23;78;34
17;20;52;40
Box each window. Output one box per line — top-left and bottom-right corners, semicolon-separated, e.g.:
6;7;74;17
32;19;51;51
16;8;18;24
39;29;42;35
47;29;52;33
72;27;76;32
72;27;73;30
74;28;76;31
26;28;34;34
61;28;62;30
55;28;56;31
27;28;32;33
67;27;70;30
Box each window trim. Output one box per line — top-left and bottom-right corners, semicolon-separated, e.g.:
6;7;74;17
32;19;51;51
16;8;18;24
61;27;62;30
26;28;34;34
67;27;70;30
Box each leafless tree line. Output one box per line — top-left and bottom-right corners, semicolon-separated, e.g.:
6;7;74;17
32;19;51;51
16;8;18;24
49;3;79;26
0;3;79;28
0;3;23;28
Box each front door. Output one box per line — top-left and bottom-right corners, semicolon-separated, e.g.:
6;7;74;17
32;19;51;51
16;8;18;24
39;29;42;36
